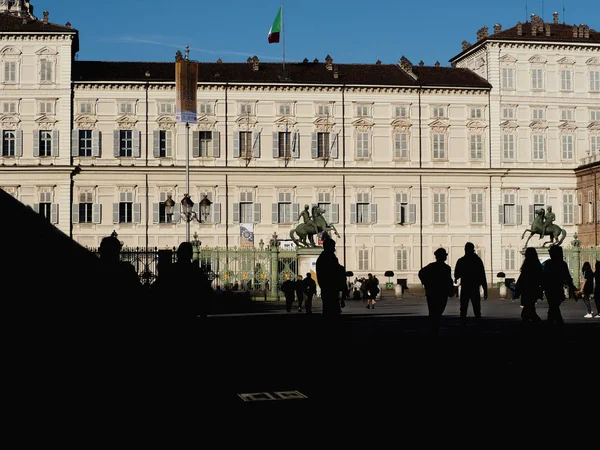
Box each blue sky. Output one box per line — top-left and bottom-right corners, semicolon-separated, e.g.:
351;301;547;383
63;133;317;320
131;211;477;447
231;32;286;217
42;0;599;66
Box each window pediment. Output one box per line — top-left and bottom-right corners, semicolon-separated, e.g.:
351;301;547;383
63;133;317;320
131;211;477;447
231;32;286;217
34;114;57;125
500;120;518;129
529;120;548;129
466;120;487;129
0;115;20;127
75;115;97;130
586;57;600;66
500;54;517;63
528;55;546;64
351;118;374;130
157;115;176;129
391;118;412;131
557;57;575;65
116;115;138;129
313;116;335;132
235;115;258;127
588;121;600;131
274;116;297;130
0;46;21;56
35;47;58;56
429;119;448;130
558;122;577;132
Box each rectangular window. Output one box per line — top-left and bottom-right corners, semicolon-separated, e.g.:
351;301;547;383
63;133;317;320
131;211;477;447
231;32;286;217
317;132;330;158
79;102;93;114
239;131;252;158
588;191;594;223
38;101;53;114
503;248;516;271
159;130;172;158
470;134;483;160
501;67;514;89
2;130;16;156
503;193;517;224
356;132;369;158
240;103;253;115
532;108;545;120
318;192;332;224
277;131;291;158
159;103;174;115
356;192;370;224
591;71;600;92
503;134;515;160
356;105;369;117
563;192;574;224
78;192;93;223
394;105;408;118
394;133;408;159
591;110;600;121
532;134;545;160
38;130;52;157
433;192;446;224
277;192;292;224
40;59;52;83
395;192;409;224
470;107;483;119
240;202;253;223
561;135;574;160
591;136;599;156
278;103;291;116
502;107;515;119
530;192;546;225
118;103;134;114
432;106;445;118
119;192;133;223
396;249;408;271
531;68;544;89
560;109;574;121
560;70;572;91
119;130;133;157
39;191;52;222
432;133;446;160
317;104;330;116
78;130;92;157
199;103;213;115
471;192;484;224
3;61;16;83
2;101;16;113
358;249;369;271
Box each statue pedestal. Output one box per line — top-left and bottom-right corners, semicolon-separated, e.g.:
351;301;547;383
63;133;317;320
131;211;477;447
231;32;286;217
297;247;323;293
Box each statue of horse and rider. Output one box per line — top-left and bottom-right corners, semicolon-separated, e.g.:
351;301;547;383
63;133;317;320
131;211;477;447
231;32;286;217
290;204;340;247
521;205;567;248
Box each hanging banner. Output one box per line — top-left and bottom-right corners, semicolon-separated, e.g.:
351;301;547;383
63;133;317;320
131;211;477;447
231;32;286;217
240;223;254;248
175;59;198;123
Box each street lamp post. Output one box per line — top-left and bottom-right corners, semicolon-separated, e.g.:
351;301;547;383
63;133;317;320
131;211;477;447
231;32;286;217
164;193;212;242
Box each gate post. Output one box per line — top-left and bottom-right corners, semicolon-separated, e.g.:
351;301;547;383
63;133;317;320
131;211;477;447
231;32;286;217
570;234;581;286
269;232;280;301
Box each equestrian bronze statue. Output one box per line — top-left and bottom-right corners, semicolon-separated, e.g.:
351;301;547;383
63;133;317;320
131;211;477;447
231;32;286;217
290;205;340;248
521;206;567;248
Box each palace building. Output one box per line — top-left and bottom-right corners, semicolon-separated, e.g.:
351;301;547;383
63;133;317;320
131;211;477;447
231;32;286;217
0;2;598;286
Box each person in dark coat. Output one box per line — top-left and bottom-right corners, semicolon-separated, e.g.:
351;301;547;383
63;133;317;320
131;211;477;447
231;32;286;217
454;242;487;327
315;237;346;317
542;245;577;326
419;247;454;335
365;273;378;310
302;273;317;314
575;261;595;318
515;247;543;323
295;274;305;312
281;278;295;313
595;261;600;319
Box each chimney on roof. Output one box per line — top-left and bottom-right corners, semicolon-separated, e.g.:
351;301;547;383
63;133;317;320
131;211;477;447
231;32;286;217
493;24;502;34
43;10;48;24
303;58;308;63
545;24;551;36
476;26;489;41
325;55;333;71
517;21;523;36
313;58;319;63
462;40;471;51
418;61;424;67
553;12;559;24
247;57;252;63
434;61;440;67
251;56;259;71
376;59;381;65
66;22;71;28
216;58;222;63
333;66;339;79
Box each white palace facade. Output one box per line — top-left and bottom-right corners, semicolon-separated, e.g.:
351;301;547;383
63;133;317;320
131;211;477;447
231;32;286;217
0;2;598;285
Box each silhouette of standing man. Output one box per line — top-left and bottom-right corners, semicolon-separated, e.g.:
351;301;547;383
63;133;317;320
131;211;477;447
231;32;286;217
454;242;487;327
316;236;346;317
302;272;317;314
419;248;454;335
542;245;577;326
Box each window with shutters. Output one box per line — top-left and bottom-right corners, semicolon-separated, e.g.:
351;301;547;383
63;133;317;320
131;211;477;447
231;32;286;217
3;60;16;84
470;107;483;119
356;132;369;158
318;192;333;224
78;191;94;224
503;248;517;271
561;135;574;160
470;192;484;224
77;130;93;157
563;192;575;225
358;249;369;271
531;68;544;90
119;191;134;223
118;102;134;115
532;134;545;160
394;132;409;159
432;106;446;118
530;192;546;225
79;102;93;114
502;134;515;160
356;192;370;224
590;110;600;121
38;190;52;222
39;59;53;83
393;105;408;118
590;71;600;92
239;131;252;158
587;191;594;224
501;192;521;225
396;248;409;271
317;132;330;158
591;136;599;156
159;191;175;223
38;101;53;114
158;103;174;115
470;134;483;160
199;103;213;115
2;101;16;114
159;130;172;157
560;109;574;121
559;69;572;91
394;192;415;225
278;103;292;116
2;130;16;156
276;192;293;224
433;192;446;224
277;131;291;158
501;67;515;89
240;103;253;115
317;104;331;117
119;130;134;157
38;130;52;157
356;105;370;117
502;107;515;119
531;108;545;120
432;133;446;160
239;191;254;223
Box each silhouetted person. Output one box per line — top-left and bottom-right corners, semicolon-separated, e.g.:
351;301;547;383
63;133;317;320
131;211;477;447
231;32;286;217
295;274;305;312
454;242;487;327
316;237;346;317
575;261;595;318
542;245;576;326
595;261;600;319
281;278;295;312
515;247;543;323
302;272;317;314
365;273;378;309
418;247;454;335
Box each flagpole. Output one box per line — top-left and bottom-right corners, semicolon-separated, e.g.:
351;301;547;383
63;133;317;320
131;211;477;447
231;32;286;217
282;1;286;71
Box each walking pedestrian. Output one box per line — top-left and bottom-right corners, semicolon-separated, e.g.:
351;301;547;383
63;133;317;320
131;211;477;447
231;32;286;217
365;273;379;309
542;245;577;326
418;247;454;335
514;247;543;323
302;272;317;314
595;261;600;319
575;261;595;318
281;277;295;313
295;274;305;312
315;237;346;317
454;242;487;327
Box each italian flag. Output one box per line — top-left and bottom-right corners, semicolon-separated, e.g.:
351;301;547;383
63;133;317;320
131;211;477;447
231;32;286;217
268;7;282;44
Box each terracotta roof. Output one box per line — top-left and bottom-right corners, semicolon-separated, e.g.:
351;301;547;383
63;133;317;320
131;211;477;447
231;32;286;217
0;11;76;32
73;60;492;89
